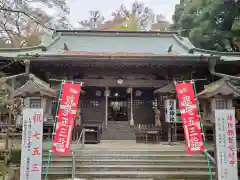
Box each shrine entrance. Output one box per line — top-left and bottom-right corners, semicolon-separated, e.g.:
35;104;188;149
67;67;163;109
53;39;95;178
108;88;128;122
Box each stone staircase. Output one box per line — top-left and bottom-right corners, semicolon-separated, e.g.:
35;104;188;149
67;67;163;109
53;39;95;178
101;121;136;140
42;146;216;179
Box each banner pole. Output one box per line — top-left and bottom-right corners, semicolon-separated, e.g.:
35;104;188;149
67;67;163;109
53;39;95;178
44;81;64;180
192;80;213;180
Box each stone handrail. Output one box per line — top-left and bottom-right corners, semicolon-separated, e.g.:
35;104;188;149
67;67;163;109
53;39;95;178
71;128;85;180
204;150;216;165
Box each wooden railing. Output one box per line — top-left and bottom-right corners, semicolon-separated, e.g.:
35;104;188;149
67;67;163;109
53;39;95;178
134;124;215;143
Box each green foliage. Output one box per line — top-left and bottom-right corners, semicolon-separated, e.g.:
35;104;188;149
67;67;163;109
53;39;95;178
172;0;240;52
0;149;21;164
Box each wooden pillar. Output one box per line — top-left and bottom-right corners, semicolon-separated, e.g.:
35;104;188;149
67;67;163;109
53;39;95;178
130;88;134;126
104;87;109;127
5;79;15;163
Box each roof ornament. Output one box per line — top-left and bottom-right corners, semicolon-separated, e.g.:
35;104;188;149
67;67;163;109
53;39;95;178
52;31;58;39
64;43;69;51
168;45;173;53
188;49;194;54
41;46;47;52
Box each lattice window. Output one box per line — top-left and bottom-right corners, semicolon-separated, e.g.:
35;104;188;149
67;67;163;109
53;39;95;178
30;99;41;108
90;100;99;107
80;100;88;109
133;100;144;108
157;95;167;106
216;99;228;109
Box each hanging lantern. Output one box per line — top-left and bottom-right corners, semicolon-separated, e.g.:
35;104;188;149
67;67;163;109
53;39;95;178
96;90;101;96
127;88;132;94
135;90;142;96
117;79;123;84
104;89;110;96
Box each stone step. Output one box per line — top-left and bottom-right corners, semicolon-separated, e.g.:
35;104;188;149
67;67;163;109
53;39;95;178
101;137;136;140
42;170;216;179
89;179;154;180
105;126;132;129
107;121;129;125
79;150;204;156
101;132;136;140
44;154;205;160
103;129;132;132
106;124;131;127
89;178;154;180
43;149;205;156
42;164;214;171
42;158;209;166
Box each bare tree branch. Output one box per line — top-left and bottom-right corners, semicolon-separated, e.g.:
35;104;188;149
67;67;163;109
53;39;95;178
0;7;54;30
0;0;71;47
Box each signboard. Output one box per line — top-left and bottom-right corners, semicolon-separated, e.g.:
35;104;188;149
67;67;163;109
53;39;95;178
52;83;82;155
215;109;238;180
20;108;43;180
165;99;177;123
175;82;204;154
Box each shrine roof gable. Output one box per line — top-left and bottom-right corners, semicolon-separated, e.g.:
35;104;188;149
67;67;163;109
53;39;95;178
198;78;240;99
13;74;57;98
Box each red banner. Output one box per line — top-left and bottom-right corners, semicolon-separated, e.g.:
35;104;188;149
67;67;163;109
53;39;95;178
175;82;204;154
52;83;82;155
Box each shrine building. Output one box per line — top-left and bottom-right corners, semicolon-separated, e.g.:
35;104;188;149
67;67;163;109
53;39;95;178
0;30;240;141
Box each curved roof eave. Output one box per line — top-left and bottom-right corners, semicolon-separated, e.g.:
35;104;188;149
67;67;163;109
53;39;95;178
14;54;217;64
173;34;240;61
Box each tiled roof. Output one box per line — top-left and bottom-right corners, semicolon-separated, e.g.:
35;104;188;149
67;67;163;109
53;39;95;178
13;74;57;98
154;83;175;94
0;30;238;61
63;50;177;57
198;78;240;98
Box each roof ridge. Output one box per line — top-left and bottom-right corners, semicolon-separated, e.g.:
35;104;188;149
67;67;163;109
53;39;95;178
55;30;180;34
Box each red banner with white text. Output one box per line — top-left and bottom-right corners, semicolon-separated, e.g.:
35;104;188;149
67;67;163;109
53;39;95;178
52;83;82;155
175;82;204;154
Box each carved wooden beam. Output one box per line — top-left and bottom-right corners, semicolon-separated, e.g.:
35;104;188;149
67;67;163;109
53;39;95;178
74;79;168;88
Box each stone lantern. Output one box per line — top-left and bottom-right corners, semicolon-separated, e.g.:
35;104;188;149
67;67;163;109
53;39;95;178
198;77;240;141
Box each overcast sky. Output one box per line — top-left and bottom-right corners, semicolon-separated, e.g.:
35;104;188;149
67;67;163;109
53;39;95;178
35;0;180;27
67;0;180;26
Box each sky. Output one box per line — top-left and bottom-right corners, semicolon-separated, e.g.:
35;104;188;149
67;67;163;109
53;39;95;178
33;0;180;27
67;0;180;26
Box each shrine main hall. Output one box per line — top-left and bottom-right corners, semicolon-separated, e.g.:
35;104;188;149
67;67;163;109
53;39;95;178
0;30;240;141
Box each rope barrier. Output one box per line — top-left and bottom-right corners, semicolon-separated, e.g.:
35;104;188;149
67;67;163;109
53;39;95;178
44;81;64;180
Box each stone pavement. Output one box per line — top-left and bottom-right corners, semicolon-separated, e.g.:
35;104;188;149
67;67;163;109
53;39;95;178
0;139;215;151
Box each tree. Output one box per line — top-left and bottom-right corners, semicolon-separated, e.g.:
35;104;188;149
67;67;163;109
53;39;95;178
151;14;170;31
172;0;240;52
78;10;105;29
0;0;71;47
112;1;153;30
